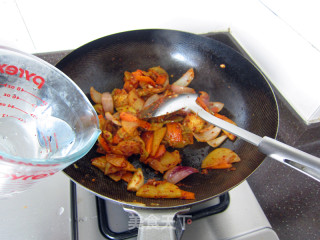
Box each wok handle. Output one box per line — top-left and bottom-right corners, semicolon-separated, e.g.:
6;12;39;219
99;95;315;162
259;136;320;181
123;207;190;240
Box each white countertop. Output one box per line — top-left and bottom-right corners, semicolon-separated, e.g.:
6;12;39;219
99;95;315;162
0;171;279;240
0;172;72;240
1;0;320;123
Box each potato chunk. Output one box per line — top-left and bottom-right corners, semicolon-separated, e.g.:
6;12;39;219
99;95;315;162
112;88;128;109
148;150;181;173
183;113;205;133
91;156;107;172
201;148;240;169
105;154;127;168
151;127;167;156
128;89;145;111
136;181;194;199
127;168;144;192
104;157;136;175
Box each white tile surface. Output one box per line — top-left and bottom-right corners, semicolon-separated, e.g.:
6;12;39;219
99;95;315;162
0;172;72;240
260;0;320;51
1;0;320;123
0;0;35;52
229;0;320;124
15;0;232;53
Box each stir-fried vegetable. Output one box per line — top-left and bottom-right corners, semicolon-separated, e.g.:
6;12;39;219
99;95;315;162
201;148;240;169
163;166;199;184
136;180;195;199
89;66;240;200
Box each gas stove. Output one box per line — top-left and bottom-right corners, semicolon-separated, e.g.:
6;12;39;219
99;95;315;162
0;171;279;240
73;178;278;240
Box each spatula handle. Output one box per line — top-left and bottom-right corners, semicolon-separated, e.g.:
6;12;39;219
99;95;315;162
192;103;320;181
259;137;320;181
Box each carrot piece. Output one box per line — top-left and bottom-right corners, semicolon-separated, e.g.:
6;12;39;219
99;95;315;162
211;162;233;169
152;144;166;158
132;70;156;87
112;134;122;145
166;122;183;143
222;131;236;141
155;75;167;85
148;67;168;86
180;190;195;200
138;119;151;130
214;113;234;122
131;70;143;79
120;111;139;122
214;113;237;141
98;114;106;130
120;112;151;130
151;127;167;156
124;80;138;92
196;96;210;112
123;71;139;92
141;131;154;154
98;135;111;152
136;76;156;86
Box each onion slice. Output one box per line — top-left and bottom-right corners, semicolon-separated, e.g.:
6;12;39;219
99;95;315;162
172;68;194;87
193;126;221;142
90;87;102;104
101;92;114;114
199;91;210;105
171;85;196;94
208;102;224;113
143;94;160;109
207;134;228;148
105;112;121;126
164;166;199;184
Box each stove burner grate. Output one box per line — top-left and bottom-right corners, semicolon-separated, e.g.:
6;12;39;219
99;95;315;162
95;192;230;240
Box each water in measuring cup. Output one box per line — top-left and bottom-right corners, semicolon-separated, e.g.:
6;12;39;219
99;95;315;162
0;116;75;160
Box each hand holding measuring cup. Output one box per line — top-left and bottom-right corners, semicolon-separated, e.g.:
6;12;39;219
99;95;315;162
0;46;100;198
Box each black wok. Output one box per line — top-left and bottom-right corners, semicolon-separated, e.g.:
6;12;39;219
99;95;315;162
56;29;278;209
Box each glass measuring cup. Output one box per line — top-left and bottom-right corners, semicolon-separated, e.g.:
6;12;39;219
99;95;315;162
0;46;101;198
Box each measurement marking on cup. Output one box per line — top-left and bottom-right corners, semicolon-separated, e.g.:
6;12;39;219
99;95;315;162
54;132;59;150
0;83;15;89
11;105;29;114
20;88;47;106
1;114;26;122
0;83;47;106
1;103;38;119
0;102;28;113
18;97;38;108
3;92;38;108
